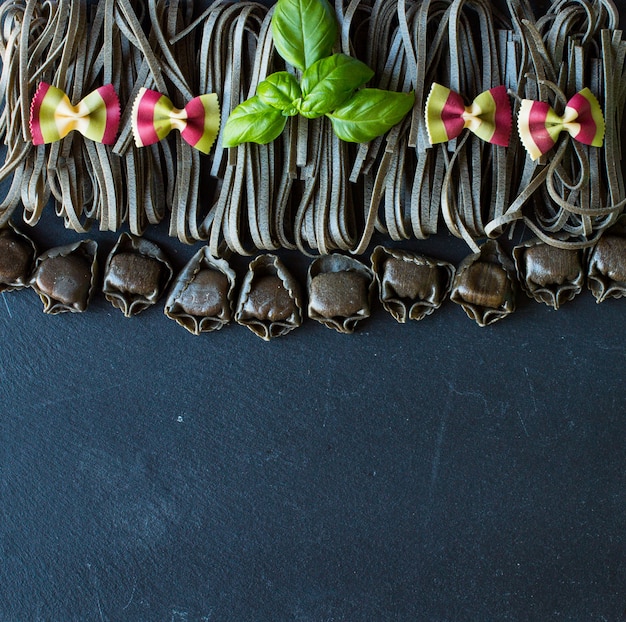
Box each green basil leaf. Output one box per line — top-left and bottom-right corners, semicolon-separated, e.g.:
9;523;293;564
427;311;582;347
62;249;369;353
223;96;288;147
298;54;374;118
271;0;337;71
326;88;415;143
257;72;302;116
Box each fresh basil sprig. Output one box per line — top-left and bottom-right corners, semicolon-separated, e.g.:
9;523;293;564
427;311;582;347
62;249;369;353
222;0;414;148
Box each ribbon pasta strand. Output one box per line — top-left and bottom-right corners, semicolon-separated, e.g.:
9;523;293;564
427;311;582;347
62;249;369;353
487;0;626;248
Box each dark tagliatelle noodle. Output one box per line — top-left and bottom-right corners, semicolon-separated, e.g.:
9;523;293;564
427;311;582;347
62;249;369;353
1;0;625;251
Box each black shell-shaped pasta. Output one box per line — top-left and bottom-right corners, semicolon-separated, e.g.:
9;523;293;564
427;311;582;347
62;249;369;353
587;218;626;303
165;248;236;334
513;239;584;309
0;223;37;293
30;240;98;313
235;254;302;341
307;254;375;333
371;246;454;322
450;240;516;326
103;233;173;317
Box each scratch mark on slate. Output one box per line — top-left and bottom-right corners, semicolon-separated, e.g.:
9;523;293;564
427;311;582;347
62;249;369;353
88;563;107;622
32;382;130;412
97;594;105;622
447;384;490;413
427;380;493;505
430;414;447;489
322;365;332;427
122;580;137;611
517;411;530;437
2;293;12;319
524;367;539;415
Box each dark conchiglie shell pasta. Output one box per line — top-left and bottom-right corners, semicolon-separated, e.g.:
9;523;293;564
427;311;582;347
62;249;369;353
103;233;173;317
30;240;98;314
307;254;375;334
587;217;626;303
165;248;236;335
0;223;37;293
450;240;516;327
513;239;584;309
371;246;454;323
235;254;302;341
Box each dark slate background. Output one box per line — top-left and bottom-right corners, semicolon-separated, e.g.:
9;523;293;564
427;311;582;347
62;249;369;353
2;1;626;621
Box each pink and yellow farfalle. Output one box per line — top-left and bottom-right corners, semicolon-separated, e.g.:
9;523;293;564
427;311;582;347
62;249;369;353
131;88;220;154
425;83;512;147
517;88;605;160
29;83;120;145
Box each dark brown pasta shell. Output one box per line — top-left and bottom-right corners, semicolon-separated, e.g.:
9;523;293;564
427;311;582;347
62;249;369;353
165;248;236;335
235;254;302;340
587;218;626;303
513;239;584;309
30;240;98;314
307;254;375;334
0;223;37;293
371;246;454;323
450;240;515;326
103;233;173;317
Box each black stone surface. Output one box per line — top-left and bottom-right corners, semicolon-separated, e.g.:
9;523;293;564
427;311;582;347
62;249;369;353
3;210;626;621
2;2;626;621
